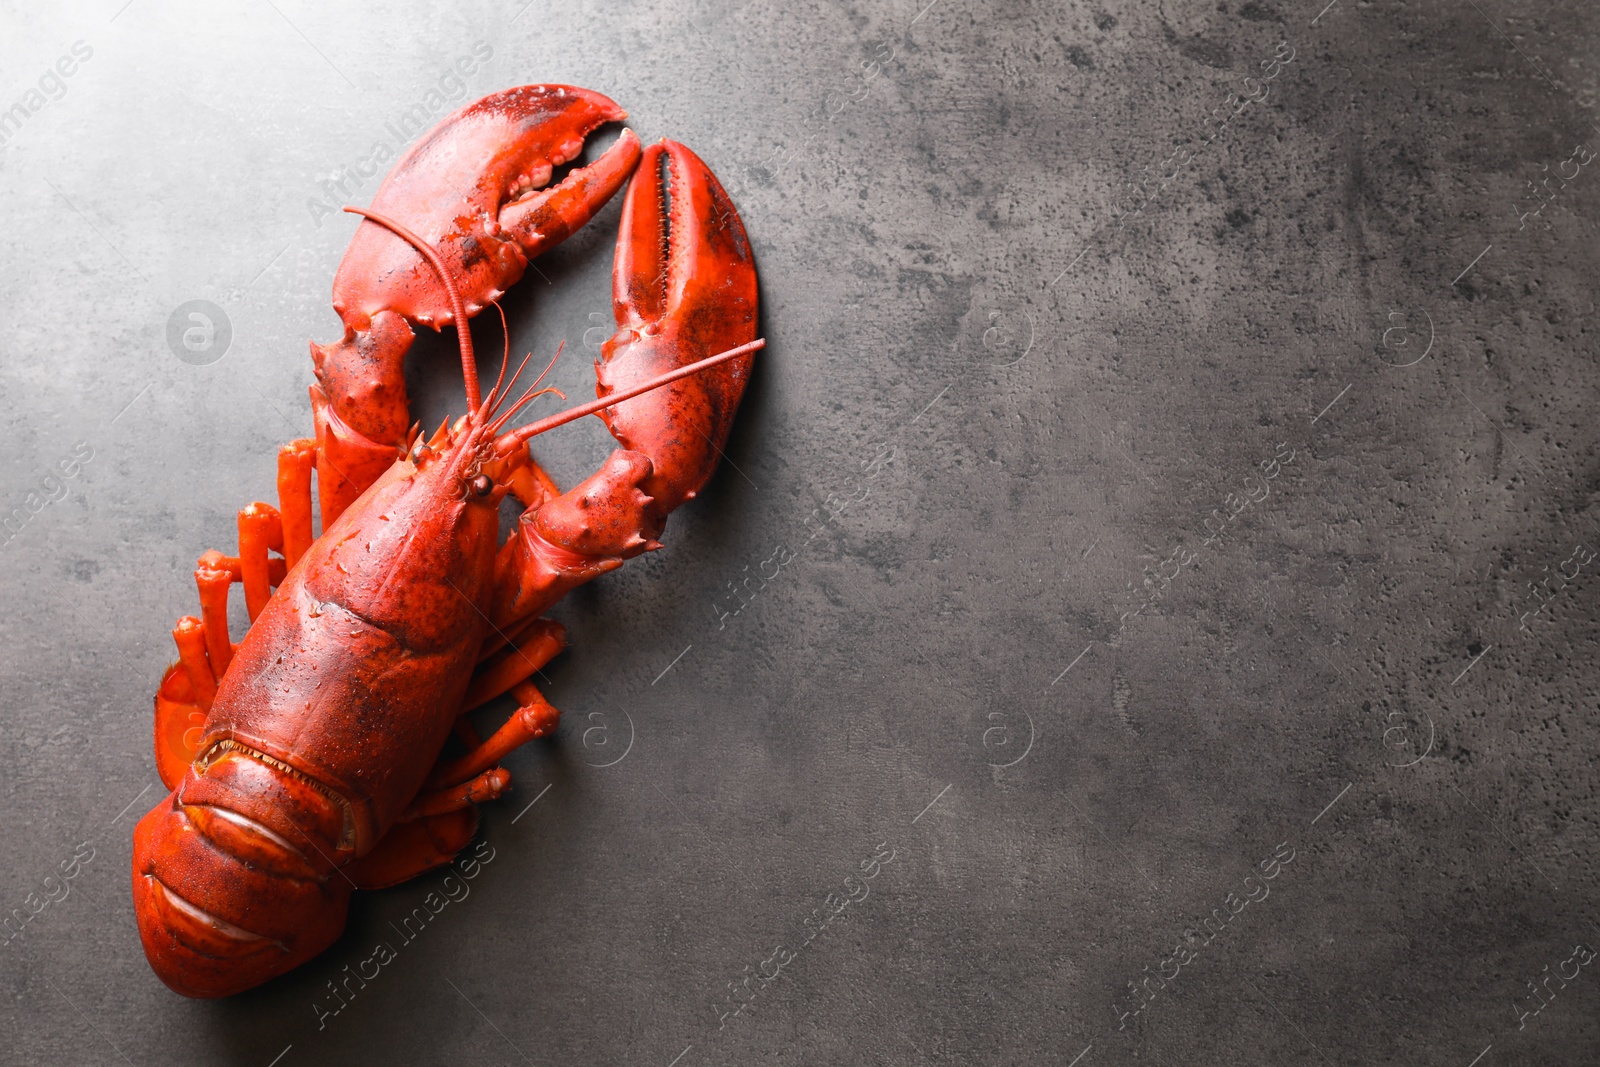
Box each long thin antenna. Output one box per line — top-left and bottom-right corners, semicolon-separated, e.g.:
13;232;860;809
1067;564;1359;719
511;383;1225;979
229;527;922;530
500;339;764;449
343;205;481;413
482;301;511;415
489;342;567;436
488;346;541;426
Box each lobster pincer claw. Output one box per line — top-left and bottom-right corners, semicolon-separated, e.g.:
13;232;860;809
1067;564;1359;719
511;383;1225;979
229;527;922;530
310;86;643;523
331;85;642;332
597;140;760;519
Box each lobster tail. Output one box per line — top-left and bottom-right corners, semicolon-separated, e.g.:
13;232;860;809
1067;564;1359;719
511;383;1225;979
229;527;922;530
132;743;354;998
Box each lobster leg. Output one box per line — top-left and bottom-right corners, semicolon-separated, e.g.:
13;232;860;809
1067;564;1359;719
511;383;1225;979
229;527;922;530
406;769;511;818
194;552;238;677
155;440;325;786
238;502;284;621
431;618;567;793
154;564;247;790
277;439;317;569
465;617;566;703
153;659;208;790
344;809;479;891
344;766;507;890
174;538;289;695
171;617;216;709
432;682;561;790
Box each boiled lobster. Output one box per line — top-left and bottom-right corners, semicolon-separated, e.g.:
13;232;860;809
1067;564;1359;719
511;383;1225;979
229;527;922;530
132;86;760;997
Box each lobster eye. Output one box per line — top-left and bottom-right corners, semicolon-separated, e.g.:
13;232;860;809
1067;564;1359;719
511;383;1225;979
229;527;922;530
470;474;494;497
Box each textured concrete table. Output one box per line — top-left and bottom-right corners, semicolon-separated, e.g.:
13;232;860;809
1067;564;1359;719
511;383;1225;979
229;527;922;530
3;0;1598;1063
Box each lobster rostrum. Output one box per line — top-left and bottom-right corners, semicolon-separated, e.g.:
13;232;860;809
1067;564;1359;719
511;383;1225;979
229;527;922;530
133;87;760;998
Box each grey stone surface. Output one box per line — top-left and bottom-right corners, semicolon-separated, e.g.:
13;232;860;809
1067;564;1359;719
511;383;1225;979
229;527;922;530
2;0;1599;1063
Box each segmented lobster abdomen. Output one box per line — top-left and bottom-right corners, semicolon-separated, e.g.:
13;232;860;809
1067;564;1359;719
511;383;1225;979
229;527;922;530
131;742;354;998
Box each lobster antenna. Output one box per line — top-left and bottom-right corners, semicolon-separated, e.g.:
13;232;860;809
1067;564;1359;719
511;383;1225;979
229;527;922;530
488;346;539;425
489;342;567;435
482;300;511;416
486;336;557;431
499;338;765;449
526;340;564;395
491;385;567;434
343;206;481;413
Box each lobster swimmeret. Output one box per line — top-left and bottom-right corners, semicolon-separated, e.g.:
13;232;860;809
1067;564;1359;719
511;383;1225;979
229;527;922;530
132;86;760;997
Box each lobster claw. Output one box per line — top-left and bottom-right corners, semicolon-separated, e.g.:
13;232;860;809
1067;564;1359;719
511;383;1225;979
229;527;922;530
597;140;759;516
331;85;642;331
488;141;758;631
310;86;643;524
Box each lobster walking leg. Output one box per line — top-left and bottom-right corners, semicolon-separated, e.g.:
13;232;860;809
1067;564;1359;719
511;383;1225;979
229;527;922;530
153;660;207;789
407;769;510;818
344;809;479;890
432;682;561;790
276;439;317;569
465;617;566;706
238;502;284;621
154;611;229;787
171;619;215;706
194;553;238;677
166;536;288;724
173;536;287;698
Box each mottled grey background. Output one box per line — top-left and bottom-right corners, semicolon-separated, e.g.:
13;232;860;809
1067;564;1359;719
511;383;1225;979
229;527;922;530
2;0;1598;1063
